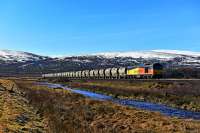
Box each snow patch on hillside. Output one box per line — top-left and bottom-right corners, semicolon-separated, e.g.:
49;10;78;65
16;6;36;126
94;51;177;59
93;50;200;59
0;50;46;62
152;50;200;57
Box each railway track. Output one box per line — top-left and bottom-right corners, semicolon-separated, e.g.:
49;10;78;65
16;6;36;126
66;78;200;82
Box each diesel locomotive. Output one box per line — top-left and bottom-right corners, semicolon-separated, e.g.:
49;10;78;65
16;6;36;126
42;63;163;79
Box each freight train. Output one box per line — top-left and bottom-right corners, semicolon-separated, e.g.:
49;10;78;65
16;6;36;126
42;63;163;79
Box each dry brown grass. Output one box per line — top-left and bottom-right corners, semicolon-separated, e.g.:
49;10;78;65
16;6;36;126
0;79;44;132
68;80;200;111
15;80;200;133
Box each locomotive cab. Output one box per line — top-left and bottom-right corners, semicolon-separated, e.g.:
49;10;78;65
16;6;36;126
152;63;163;78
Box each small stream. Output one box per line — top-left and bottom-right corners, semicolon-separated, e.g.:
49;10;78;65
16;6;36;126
37;82;200;120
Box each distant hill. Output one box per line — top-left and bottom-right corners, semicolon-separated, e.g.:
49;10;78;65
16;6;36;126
0;50;49;63
0;49;200;76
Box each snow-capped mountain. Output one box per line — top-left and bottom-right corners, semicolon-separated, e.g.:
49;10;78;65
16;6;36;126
0;50;48;62
0;49;200;76
93;50;200;59
89;50;200;67
1;49;200;62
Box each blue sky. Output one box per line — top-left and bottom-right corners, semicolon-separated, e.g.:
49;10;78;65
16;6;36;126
0;0;199;56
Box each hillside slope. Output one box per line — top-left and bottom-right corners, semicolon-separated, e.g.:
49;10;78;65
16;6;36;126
0;49;200;76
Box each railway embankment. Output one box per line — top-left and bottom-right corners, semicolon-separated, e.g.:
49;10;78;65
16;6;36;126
0;79;44;132
67;80;200;112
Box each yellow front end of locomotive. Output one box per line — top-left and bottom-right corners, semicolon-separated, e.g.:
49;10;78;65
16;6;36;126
127;68;140;75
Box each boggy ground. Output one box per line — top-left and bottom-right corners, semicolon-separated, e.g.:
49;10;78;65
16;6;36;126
15;79;200;133
0;79;44;132
66;80;200;112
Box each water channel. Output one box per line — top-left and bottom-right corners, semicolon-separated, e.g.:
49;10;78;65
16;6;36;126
37;82;200;120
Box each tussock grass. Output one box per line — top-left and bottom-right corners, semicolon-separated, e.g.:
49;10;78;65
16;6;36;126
68;80;200;112
15;80;200;133
0;79;44;132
